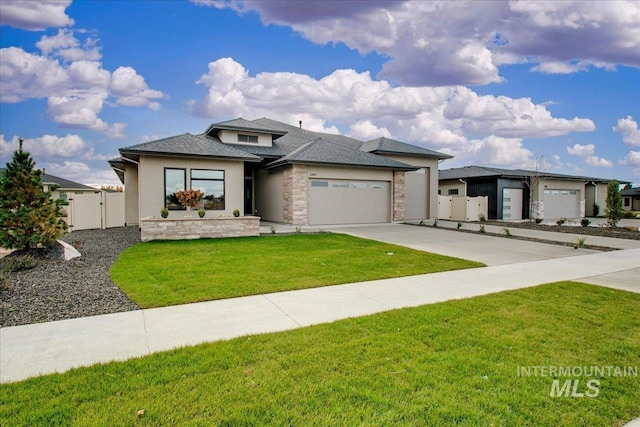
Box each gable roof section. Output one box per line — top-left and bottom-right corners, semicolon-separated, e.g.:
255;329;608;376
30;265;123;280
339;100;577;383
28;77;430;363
264;138;417;171
119;133;261;162
439;165;627;183
361;136;452;159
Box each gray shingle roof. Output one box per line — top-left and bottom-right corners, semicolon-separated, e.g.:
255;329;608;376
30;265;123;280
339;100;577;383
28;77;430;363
206;118;287;136
361;136;452;159
621;187;640;196
264;138;417;170
119;133;261;161
439;165;626;183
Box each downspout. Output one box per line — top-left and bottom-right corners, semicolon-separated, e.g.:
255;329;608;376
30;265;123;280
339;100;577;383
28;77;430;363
459;178;467;196
590;181;597;216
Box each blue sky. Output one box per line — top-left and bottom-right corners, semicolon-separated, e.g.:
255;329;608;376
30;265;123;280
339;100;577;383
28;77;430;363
1;0;639;187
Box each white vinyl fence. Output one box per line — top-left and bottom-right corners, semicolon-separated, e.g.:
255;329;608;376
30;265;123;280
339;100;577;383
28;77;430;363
67;192;125;231
438;195;488;222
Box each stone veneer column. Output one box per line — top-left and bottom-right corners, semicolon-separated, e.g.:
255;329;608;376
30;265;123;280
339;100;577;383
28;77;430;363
393;170;405;221
283;164;308;225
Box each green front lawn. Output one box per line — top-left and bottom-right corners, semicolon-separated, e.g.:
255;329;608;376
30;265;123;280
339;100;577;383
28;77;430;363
2;282;638;426
110;233;483;308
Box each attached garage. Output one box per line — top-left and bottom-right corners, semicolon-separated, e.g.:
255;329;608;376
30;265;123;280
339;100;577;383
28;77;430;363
543;189;580;219
308;179;391;225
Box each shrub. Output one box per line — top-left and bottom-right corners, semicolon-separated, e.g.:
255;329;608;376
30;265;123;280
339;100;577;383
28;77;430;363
605;180;624;228
535;218;543;224
503;228;511;237
175;189;204;210
457;222;463;230
232;209;240;217
623;211;635;219
580;218;591;227
432;219;438;228
478;214;486;222
160;207;169;218
198;208;205;218
556;217;566;226
593;203;600;217
479;225;486;234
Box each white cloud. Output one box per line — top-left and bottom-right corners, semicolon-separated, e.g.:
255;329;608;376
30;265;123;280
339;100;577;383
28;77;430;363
46;94;127;138
585;156;613;167
566;142;612;167
192;58;595;151
0;133;88;159
37;29;102;61
348;120;391;140
613;115;640;146
0;0;74;31
0;31;164;137
442;136;534;168
110;66;164;109
567;143;595;156
620;150;640;166
205;1;640;86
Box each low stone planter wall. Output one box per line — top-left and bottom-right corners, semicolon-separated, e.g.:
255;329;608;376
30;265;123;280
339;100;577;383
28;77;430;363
140;216;261;242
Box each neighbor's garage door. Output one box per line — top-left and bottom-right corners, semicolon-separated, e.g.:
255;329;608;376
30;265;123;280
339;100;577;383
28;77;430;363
308;179;391;225
543;189;580;219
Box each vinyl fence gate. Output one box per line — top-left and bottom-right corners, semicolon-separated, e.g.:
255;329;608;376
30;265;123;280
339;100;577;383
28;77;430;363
67;192;126;231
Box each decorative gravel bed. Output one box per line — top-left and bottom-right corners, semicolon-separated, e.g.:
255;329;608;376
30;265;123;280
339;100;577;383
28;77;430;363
486;220;640;240
1;226;141;327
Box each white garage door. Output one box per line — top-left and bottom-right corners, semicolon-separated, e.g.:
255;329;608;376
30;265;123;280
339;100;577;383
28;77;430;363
308;179;391;225
544;189;580;219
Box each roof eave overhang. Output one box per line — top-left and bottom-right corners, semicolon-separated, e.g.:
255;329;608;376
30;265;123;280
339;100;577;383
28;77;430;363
264;159;418;171
372;149;453;160
119;150;262;163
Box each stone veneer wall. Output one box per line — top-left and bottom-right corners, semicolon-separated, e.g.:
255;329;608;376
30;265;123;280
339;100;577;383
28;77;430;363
393;170;405;221
140;216;260;242
283;164;308;225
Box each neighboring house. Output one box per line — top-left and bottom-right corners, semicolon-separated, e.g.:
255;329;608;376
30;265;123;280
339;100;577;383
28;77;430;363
0;168;100;201
621;187;640;212
41;171;102;201
109;117;451;226
438;166;627;220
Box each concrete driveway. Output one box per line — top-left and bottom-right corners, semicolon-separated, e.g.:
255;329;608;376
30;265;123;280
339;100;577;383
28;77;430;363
325;223;600;266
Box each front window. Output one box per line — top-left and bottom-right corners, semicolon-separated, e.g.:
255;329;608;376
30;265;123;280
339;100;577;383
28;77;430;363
448;189;459;195
165;168;186;210
191;169;225;210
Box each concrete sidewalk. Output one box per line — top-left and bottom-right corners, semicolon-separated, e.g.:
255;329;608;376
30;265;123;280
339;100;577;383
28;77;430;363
2;247;638;383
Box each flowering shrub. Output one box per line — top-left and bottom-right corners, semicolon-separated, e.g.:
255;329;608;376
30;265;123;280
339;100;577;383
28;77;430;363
175;189;204;209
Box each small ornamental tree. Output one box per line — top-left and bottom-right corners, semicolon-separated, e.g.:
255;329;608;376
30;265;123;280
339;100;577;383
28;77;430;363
175;189;204;210
605;180;624;228
0;139;68;250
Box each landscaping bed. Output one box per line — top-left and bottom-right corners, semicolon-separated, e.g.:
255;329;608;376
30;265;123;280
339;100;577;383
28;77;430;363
486;220;639;240
0;227;141;327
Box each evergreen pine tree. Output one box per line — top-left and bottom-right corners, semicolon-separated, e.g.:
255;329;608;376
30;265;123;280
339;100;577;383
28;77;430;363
0;139;68;250
605;180;624;228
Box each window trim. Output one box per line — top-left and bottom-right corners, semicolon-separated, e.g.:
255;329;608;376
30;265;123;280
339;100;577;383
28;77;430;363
164;168;187;210
237;134;259;143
